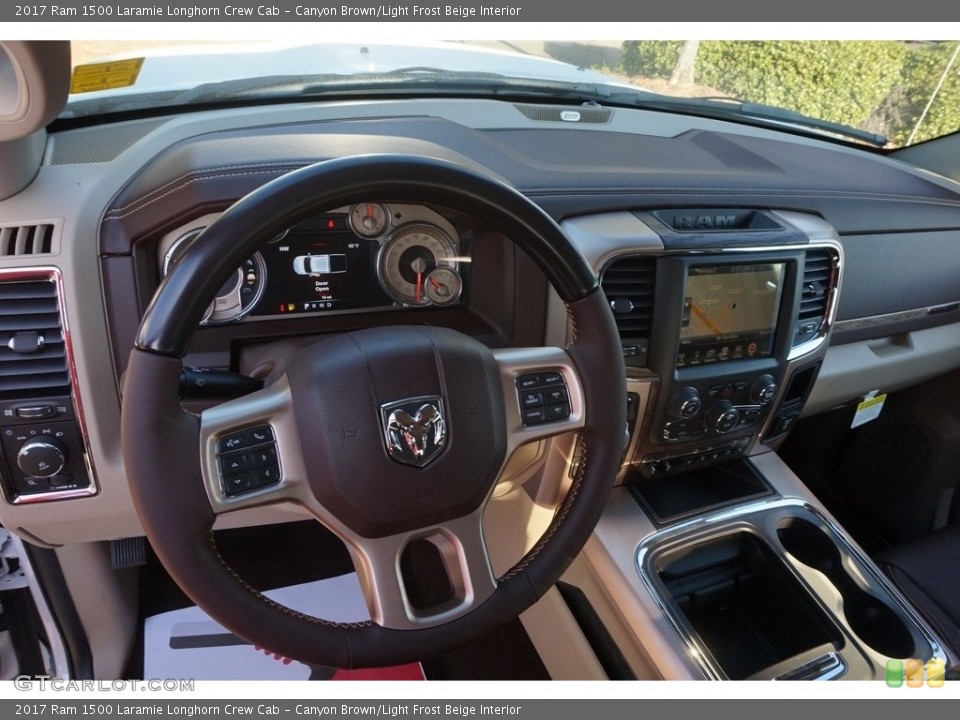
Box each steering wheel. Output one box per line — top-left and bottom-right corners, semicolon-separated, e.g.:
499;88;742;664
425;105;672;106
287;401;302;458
121;155;626;669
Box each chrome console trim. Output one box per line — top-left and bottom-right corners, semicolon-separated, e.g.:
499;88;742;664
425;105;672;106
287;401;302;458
0;267;98;504
635;497;946;681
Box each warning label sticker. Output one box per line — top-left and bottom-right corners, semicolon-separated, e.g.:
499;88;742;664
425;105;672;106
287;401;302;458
70;58;145;94
851;391;887;429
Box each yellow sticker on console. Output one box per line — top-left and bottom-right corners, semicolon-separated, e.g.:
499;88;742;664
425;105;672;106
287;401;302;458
70;58;145;94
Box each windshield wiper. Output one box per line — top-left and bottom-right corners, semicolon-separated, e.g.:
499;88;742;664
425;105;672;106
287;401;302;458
160;68;617;103
604;91;888;148
59;70;617;121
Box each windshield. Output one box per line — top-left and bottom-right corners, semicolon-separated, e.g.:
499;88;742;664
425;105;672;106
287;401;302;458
67;39;960;148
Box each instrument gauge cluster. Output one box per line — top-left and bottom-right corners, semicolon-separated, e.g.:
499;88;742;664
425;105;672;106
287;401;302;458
155;204;470;325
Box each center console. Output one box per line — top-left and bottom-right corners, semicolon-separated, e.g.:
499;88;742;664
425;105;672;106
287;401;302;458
640;251;804;476
555;209;947;680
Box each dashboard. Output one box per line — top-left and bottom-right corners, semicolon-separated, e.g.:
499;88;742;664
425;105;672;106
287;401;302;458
1;95;960;547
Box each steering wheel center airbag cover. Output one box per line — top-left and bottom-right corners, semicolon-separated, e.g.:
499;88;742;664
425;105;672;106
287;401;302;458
286;326;506;538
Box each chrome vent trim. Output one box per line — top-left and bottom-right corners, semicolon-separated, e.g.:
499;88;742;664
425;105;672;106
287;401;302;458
600;255;657;367
793;248;834;347
0;222;59;257
0;268;98;503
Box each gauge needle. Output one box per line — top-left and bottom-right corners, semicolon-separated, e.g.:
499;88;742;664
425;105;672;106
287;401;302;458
412;257;427;303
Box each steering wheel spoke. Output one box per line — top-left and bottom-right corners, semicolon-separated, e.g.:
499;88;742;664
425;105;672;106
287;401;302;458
493;346;586;455
341;509;496;630
199;375;314;514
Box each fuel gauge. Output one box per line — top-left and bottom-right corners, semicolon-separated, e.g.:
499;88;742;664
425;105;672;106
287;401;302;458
424;266;463;307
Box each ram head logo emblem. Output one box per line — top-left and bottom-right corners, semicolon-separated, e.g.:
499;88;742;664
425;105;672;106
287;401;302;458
380;397;447;468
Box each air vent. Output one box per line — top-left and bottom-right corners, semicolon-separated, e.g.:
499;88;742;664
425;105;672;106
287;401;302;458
0;280;70;398
794;248;833;346
0;224;56;257
515;103;613;124
600;256;657;367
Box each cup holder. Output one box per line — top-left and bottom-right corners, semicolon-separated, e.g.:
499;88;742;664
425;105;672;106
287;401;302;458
777;517;915;659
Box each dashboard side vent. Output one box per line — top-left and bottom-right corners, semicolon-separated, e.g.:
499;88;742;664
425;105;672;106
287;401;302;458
0;224;57;257
600;256;657;367
0;280;70;398
794;248;833;346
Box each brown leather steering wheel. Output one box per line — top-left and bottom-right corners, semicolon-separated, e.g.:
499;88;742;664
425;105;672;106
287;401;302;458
121;155;626;668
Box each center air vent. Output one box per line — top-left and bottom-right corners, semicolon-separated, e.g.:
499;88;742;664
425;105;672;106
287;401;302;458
0;280;70;398
600;256;657;367
794;248;834;346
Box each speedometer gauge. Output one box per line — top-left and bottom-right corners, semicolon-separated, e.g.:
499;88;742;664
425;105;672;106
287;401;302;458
377;223;457;306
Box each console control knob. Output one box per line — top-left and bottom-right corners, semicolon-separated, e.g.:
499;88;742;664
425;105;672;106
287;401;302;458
17;437;68;478
670;387;702;419
707;401;740;433
750;375;778;405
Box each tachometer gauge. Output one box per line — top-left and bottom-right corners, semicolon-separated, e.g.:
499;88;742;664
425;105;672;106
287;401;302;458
162;229;215;323
349;203;390;238
162;228;268;324
377;223;457;306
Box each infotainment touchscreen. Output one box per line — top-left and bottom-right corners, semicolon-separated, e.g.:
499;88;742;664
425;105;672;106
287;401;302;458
677;263;785;367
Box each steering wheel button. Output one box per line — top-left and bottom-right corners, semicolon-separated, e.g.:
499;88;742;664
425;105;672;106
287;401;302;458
540;371;564;386
218;452;250;476
250;446;277;468
244;426;274;446
545;387;568;404
522;407;547;425
217;432;246;454
516;374;541;391
223;473;254;497
252;463;281;488
520;390;544;408
546;403;571;421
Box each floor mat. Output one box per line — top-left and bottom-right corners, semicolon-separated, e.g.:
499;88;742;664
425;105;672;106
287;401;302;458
144;572;424;681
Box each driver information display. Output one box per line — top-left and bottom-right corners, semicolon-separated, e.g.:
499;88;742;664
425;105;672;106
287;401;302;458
678;263;785;367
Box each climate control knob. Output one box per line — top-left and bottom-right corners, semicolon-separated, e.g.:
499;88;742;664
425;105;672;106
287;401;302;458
706;401;741;434
750;375;778;405
670;387;702;419
17;437;68;478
